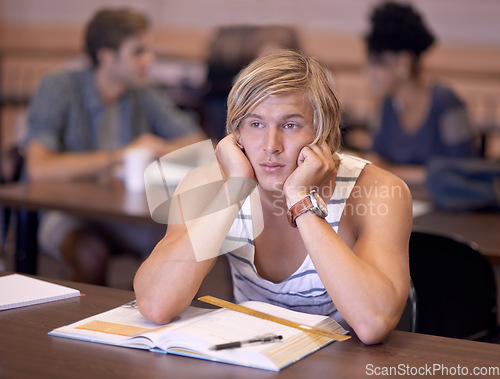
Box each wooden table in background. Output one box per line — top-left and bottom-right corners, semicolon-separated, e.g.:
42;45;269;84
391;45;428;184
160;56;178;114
410;183;500;261
0;180;153;224
413;210;500;260
0;180;499;273
0;180;158;273
0;272;499;378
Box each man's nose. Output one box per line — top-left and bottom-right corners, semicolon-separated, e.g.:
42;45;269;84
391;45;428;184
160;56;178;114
263;128;283;154
142;50;155;67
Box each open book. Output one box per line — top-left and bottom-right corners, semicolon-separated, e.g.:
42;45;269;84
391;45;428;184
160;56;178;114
49;299;348;371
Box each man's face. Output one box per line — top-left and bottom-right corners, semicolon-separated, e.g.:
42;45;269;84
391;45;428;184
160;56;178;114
237;92;316;192
103;31;155;87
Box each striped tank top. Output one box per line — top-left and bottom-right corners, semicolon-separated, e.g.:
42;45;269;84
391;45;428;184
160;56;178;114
220;154;369;317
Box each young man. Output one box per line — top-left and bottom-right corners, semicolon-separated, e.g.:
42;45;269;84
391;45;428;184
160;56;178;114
25;8;205;284
134;50;412;345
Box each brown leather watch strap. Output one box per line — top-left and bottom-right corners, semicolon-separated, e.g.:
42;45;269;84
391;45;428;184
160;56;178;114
287;196;313;227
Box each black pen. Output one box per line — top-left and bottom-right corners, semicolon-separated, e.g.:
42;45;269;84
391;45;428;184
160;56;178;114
210;334;283;351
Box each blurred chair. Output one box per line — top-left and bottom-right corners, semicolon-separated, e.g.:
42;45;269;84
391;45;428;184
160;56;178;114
0;145;39;274
1;48;43;270
395;279;417;333
202;25;300;141
1;146;24;243
409;229;498;341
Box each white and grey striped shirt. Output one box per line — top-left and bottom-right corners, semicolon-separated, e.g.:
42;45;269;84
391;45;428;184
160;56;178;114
220;154;369;317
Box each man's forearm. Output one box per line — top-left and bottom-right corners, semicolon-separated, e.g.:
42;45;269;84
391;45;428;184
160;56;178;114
134;177;256;324
27;150;117;182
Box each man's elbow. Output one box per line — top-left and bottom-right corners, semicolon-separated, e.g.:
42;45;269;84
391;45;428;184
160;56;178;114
26;165;45;182
354;315;396;345
135;296;179;325
25;142;60;182
134;280;188;325
25;155;52;182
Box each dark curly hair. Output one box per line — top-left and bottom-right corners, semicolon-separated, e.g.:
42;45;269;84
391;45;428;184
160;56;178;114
85;8;149;68
365;1;435;59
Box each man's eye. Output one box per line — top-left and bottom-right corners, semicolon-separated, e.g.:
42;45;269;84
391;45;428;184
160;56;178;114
284;123;298;129
133;47;147;55
251;122;263;128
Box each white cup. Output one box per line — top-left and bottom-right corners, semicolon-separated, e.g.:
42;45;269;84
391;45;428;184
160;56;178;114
123;148;155;192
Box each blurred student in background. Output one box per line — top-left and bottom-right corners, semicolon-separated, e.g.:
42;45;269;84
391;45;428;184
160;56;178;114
203;25;300;142
363;1;478;185
25;8;205;284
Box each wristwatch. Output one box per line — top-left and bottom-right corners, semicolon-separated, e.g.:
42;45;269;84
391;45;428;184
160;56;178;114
287;190;328;228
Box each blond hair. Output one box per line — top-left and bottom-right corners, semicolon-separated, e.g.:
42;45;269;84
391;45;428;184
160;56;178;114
226;49;341;153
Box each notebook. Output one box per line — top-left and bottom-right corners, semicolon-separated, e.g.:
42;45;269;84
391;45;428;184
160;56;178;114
0;274;81;310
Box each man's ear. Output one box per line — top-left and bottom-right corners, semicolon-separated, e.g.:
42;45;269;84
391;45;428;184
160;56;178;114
234;130;243;149
97;47;116;67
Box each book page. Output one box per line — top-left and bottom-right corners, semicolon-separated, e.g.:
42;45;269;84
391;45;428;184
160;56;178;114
50;301;211;349
155;308;298;349
152;301;341;352
49;300;156;347
147;301;346;371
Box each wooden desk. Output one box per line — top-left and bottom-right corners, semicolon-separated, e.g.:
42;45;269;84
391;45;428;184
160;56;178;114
409;184;500;260
0;180;157;273
0;180;152;225
0;180;499;272
1;273;499;378
413;210;500;259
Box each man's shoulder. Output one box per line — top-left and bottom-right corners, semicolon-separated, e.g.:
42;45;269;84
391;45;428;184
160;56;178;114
355;163;411;202
39;69;90;90
131;84;167;102
345;164;412;231
128;81;159;94
361;163;408;187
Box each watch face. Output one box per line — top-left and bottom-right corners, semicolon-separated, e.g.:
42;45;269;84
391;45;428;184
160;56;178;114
310;190;328;218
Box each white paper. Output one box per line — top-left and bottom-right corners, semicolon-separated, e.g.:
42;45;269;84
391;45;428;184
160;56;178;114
0;274;80;310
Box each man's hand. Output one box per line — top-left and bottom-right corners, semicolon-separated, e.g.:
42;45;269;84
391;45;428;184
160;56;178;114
215;135;255;180
283;142;338;206
119;133;168;160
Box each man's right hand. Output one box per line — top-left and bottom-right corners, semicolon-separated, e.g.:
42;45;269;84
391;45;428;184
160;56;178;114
215;134;255;180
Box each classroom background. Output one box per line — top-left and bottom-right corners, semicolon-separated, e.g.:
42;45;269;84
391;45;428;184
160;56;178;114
0;0;499;334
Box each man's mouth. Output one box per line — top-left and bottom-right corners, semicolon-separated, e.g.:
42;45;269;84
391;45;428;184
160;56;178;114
260;162;285;173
